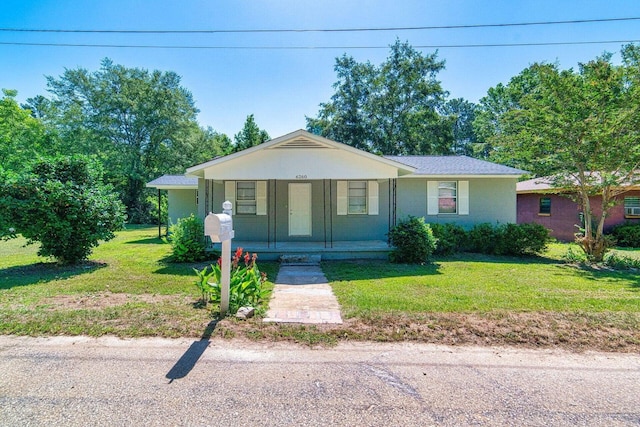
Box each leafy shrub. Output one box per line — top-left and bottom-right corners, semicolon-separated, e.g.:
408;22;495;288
603;252;640;270
193;247;269;314
563;246;588;264
0;156;126;264
467;223;499;254
430;222;467;255
495;223;551;256
170;214;207;262
388;216;437;263
609;223;640;248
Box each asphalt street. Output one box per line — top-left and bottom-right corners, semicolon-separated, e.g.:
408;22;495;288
1;336;639;426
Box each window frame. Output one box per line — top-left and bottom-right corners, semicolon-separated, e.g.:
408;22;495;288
624;196;640;218
438;181;458;215
347;181;368;215
235;181;257;215
538;197;551;216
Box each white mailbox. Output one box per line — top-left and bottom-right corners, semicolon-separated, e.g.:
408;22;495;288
205;212;234;243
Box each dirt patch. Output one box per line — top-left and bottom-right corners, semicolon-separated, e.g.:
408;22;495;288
215;311;640;353
42;292;193;310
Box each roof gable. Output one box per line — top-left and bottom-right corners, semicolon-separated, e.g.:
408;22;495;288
186;129;415;180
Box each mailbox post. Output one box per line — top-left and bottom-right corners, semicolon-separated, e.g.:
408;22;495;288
204;201;234;315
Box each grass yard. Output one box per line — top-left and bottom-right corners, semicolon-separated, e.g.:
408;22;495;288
1;227;639;351
317;245;640;351
0;226;277;338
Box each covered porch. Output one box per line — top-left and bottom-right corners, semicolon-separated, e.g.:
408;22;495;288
221;239;391;261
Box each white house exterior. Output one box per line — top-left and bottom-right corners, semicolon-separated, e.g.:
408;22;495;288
148;130;526;259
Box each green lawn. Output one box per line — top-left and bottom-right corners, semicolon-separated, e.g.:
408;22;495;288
325;247;640;316
0;226;277;337
1;228;639;350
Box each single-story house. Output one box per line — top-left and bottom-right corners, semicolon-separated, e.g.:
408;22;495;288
148;130;527;259
517;177;640;241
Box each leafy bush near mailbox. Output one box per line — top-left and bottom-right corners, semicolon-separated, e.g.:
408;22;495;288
193;247;269;314
169;214;207;262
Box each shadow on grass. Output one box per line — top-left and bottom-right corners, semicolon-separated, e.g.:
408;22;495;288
154;257;217;277
0;261;107;290
558;263;640;290
165;319;219;383
125;237;168;245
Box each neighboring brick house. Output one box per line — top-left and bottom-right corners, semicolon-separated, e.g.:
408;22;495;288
517;177;640;241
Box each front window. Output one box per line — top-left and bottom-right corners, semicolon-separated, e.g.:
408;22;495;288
438;181;457;214
236;181;256;215
539;197;551;215
625;196;640;217
348;181;367;214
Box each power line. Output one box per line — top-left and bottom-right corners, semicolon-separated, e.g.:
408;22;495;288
0;39;638;50
0;17;639;34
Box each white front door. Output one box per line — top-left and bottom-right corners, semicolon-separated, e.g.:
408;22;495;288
288;183;312;236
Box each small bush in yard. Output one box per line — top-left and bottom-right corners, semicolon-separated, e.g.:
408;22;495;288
430;223;467;255
193;247;269;315
467;223;499;254
495;223;551;256
603;252;640;270
169;214;207;262
609;223;640;248
388;216;437;263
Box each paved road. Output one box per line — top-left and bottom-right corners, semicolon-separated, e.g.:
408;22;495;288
1;336;639;426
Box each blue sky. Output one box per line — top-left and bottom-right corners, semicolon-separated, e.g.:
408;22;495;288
2;1;640;138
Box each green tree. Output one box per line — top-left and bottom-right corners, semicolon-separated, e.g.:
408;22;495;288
443;98;478;156
0;89;58;173
472;65;551;159
0;156;126;264
307;40;454;155
232;114;270;152
488;48;640;261
42;59;201;222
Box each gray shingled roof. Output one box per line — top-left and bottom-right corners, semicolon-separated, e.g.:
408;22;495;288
146;175;198;188
384;155;527;176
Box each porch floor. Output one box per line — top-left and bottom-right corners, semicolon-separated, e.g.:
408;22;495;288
220;240;391;261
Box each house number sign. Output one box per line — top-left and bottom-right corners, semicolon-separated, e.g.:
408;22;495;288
295;175;307;179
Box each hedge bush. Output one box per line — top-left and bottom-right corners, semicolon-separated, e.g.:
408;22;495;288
467;223;500;254
430;222;467;255
609;222;640;248
428;222;550;257
495;222;550;256
388;216;437;263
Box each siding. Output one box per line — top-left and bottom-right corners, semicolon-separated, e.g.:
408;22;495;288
396;177;518;227
168;189;198;225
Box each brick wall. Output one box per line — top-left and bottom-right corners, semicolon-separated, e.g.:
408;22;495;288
517;190;640;242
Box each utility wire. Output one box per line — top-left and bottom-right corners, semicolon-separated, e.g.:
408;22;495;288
0;39;638;50
0;17;639;34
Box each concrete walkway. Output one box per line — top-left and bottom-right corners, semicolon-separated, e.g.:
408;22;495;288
263;265;343;324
